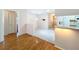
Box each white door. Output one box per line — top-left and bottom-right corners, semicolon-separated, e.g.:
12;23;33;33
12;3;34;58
4;10;16;35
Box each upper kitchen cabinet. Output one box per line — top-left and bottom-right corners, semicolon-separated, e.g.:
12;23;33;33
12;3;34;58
56;15;79;29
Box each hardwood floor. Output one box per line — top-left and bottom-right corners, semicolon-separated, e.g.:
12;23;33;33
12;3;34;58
0;33;60;50
0;43;4;50
4;33;17;50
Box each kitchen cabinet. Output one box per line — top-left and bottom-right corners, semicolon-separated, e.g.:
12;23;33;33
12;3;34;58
57;15;79;29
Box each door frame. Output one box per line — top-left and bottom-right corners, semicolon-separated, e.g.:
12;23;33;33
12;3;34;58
4;10;17;35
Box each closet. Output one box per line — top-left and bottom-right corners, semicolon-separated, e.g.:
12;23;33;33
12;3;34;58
4;10;17;35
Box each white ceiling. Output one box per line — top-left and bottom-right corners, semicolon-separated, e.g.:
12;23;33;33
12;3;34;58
26;9;55;14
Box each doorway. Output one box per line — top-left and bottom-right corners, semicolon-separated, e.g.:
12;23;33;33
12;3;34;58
4;10;17;49
4;10;17;35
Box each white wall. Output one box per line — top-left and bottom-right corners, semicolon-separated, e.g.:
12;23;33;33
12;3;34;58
17;10;38;36
55;28;79;50
0;10;4;42
37;13;49;30
26;13;38;35
25;9;49;35
17;9;55;36
17;10;27;36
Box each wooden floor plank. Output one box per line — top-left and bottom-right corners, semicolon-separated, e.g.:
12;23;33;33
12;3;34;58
0;33;61;50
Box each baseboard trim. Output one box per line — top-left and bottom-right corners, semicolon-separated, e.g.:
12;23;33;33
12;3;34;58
4;33;16;36
55;45;64;50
